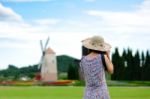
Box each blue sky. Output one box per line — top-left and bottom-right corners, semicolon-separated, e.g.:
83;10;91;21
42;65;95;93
0;0;150;69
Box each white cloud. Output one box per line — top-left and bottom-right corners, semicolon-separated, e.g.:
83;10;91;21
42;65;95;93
137;0;150;11
85;0;150;54
87;10;150;27
0;3;22;22
34;19;60;26
87;0;150;33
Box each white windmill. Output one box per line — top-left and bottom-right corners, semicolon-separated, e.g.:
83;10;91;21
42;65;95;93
38;37;58;82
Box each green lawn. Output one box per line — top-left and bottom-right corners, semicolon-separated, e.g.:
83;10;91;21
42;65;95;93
0;86;149;99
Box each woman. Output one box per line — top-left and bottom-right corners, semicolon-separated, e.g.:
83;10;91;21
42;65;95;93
80;35;114;99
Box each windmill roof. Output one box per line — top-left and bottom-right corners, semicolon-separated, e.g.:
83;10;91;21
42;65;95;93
45;47;55;54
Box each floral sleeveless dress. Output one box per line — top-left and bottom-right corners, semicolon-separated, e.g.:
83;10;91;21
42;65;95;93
80;54;110;99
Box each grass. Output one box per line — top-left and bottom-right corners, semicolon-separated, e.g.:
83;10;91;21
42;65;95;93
0;86;149;99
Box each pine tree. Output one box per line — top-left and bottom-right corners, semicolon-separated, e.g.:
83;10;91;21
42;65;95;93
141;51;145;80
122;49;128;80
111;48;121;80
143;51;150;80
133;50;140;80
126;48;134;80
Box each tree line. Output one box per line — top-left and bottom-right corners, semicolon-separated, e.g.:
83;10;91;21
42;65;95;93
0;64;39;80
0;49;150;81
0;55;79;81
111;48;150;81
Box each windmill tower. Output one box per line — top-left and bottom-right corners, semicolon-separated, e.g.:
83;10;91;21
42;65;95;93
38;37;58;82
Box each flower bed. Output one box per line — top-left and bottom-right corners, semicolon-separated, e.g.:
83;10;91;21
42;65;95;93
0;81;34;86
0;81;15;85
0;80;74;86
42;80;74;86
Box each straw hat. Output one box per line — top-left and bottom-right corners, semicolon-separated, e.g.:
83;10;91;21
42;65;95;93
82;35;111;51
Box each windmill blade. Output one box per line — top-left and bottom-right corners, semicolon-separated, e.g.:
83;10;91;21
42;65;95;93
38;55;44;69
40;40;44;52
44;37;50;50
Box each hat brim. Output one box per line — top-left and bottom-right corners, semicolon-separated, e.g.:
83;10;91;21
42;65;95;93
82;38;111;51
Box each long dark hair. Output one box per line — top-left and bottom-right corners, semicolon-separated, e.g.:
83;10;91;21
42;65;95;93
88;49;106;54
81;46;107;70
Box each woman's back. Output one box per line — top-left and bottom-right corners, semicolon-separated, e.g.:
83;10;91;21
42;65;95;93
80;54;106;87
80;53;110;99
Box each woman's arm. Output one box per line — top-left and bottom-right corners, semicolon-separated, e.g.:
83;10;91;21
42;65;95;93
104;51;114;74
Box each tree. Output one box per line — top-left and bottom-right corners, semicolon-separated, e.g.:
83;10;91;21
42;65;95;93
121;49;128;80
111;48;123;80
7;65;19;80
141;51;145;80
125;48;134;80
67;63;79;80
111;48;150;81
142;51;150;80
133;50;140;80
